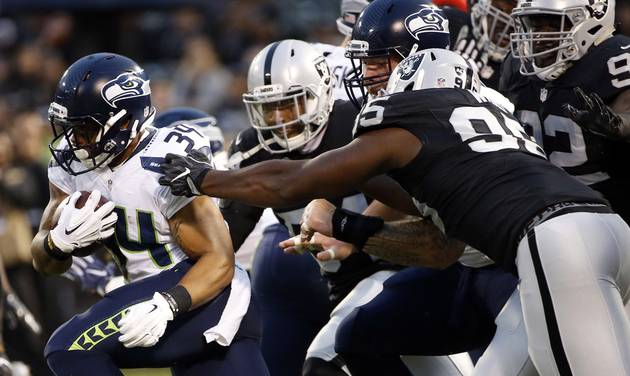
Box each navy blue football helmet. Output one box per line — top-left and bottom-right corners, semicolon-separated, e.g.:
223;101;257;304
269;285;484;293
344;0;452;108
154;107;223;155
48;53;155;175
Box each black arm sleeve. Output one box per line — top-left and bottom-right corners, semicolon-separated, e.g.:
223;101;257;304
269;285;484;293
219;199;265;250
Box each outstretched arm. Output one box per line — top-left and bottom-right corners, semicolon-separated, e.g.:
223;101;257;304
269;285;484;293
160;128;421;208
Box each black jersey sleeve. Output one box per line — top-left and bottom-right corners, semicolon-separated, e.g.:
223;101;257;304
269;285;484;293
219;198;264;250
226;128;271;169
353;89;464;141
567;35;630;102
590;35;630;99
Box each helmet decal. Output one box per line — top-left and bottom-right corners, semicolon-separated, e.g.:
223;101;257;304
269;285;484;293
398;53;425;80
404;6;448;40
314;57;332;86
587;0;608;20
101;72;151;108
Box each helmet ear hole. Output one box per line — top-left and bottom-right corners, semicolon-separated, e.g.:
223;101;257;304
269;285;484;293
587;25;602;36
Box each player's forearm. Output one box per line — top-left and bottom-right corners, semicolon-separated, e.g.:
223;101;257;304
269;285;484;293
177;252;234;309
201;160;344;208
362;218;464;269
31;231;72;275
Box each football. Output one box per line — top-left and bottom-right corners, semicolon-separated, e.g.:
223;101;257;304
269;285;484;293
72;191;112;257
74;190;109;210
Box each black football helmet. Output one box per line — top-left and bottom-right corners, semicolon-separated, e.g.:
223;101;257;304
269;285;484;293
48;53;155;175
344;0;452;108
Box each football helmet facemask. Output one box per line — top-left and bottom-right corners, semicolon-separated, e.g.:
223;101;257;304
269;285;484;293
511;0;616;81
470;0;517;61
243;39;334;154
48;53;154;175
337;0;372;37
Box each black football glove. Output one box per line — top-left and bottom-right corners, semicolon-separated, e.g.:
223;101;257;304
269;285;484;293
563;87;623;140
158;149;213;197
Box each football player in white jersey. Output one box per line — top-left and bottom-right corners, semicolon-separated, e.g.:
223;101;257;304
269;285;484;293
32;53;267;375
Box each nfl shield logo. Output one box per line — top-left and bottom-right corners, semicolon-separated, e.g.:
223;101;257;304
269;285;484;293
540;88;548;102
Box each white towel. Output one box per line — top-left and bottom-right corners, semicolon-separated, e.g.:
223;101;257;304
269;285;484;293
203;265;251;346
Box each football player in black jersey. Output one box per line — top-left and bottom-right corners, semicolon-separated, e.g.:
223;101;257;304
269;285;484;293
502;0;630;224
160;48;630;376
223;39;412;376
454;0;517;89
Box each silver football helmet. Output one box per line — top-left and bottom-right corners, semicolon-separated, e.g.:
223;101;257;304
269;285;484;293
470;0;517;61
337;0;371;37
511;0;616;81
386;48;481;94
243;39;334;153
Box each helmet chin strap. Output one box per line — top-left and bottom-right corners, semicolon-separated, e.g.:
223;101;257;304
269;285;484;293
535;61;570;81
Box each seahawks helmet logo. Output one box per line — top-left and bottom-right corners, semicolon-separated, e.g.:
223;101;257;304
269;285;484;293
101;72;151;108
404;6;448;40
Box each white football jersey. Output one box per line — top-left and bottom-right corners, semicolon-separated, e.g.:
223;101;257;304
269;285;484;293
312;42;356;101
48;125;214;282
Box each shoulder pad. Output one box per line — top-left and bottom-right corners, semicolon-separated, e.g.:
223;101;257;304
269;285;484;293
226;129;271;169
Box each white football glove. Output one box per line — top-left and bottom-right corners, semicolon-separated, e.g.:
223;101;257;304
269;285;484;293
49;190;117;254
118;292;174;348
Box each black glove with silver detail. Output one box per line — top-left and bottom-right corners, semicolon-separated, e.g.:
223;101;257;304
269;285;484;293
159;149;213;197
563;87;624;140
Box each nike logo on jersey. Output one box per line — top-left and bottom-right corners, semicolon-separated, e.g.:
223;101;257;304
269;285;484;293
172;168;190;182
147;304;159;314
622;45;630;50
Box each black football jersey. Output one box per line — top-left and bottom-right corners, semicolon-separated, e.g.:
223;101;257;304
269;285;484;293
354;88;607;271
453;19;504;89
500;34;630;223
225;100;402;303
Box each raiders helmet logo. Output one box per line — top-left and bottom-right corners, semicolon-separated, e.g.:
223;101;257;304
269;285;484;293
314;57;332;86
398;54;425;81
404;6;448;40
101;72;151;108
586;0;608;20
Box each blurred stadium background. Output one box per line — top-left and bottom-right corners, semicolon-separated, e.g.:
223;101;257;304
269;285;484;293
0;0;629;375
